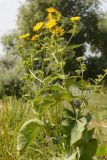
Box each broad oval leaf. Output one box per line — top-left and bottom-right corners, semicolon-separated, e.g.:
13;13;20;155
80;139;98;160
70;117;87;146
63;44;83;52
17;119;44;153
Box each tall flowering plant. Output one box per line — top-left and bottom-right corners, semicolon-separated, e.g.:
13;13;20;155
17;7;107;159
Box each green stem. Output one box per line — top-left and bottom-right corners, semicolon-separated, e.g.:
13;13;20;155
53;52;58;64
70;101;76;119
55;23;77;54
29;69;45;84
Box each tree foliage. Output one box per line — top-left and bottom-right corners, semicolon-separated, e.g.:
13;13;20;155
0;52;23;98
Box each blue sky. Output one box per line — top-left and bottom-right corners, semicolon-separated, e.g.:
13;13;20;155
0;0;107;55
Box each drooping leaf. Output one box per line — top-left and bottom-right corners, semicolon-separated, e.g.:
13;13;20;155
53;91;72;102
70;117;87;146
17;119;44;153
62;108;76;142
39;100;57;111
39;85;64;94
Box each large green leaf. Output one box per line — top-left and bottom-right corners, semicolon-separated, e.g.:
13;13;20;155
80;139;98;160
70;117;87;146
39;99;57;112
39;85;64;94
17;119;44;153
43;75;59;84
43;73;67;84
63;44;83;52
96;146;107;156
53;91;72;102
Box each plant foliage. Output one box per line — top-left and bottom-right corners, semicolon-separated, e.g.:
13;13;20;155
17;7;107;159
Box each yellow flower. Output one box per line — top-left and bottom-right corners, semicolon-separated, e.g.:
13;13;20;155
45;19;56;29
31;35;40;41
70;16;81;22
33;22;44;31
51;26;64;37
19;33;30;40
46;7;57;13
56;26;64;35
47;11;61;22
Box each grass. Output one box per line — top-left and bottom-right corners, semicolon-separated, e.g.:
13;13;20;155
88;92;107;145
0;97;59;160
0;91;107;160
0;97;35;160
88;91;107;160
89;92;107;122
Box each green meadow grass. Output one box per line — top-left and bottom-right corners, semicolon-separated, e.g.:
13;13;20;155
88;92;107;149
0;97;35;160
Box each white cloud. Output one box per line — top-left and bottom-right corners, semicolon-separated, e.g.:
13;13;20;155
0;0;25;55
0;0;24;37
100;0;107;12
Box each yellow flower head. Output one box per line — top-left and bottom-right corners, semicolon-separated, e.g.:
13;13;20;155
31;34;40;41
47;10;61;22
70;16;81;22
56;26;64;35
19;33;30;40
46;7;57;13
45;19;56;29
51;26;64;37
33;22;44;31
